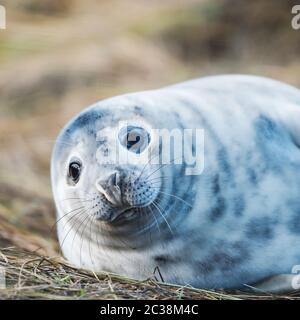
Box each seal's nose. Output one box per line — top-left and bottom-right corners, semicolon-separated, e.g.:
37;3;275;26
95;171;122;206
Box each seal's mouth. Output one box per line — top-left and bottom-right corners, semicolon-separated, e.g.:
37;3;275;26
95;205;136;223
111;206;133;220
95;198;156;223
94;205;139;224
92;168;162;223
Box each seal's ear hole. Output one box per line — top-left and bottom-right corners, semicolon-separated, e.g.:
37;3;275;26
67;158;82;185
118;126;150;154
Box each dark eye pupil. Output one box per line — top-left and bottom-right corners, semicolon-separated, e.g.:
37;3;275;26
118;126;150;154
127;133;140;149
69;162;81;182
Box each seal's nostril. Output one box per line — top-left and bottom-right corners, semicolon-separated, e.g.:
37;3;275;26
95;171;122;206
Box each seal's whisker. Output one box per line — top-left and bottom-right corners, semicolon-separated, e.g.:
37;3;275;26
62;205;87;215
136;207;149;242
138;207;154;244
88;214;98;268
136;152;161;182
145;175;173;183
60;209;88;251
60;206;90;231
152;200;174;235
60;207;91;249
69;209;91;257
94;216;121;271
52;203;90;230
148;205;161;235
142;155;183;181
143;164;167;181
154;189;193;208
79;213;94;267
58;193;95;231
51;205;86;232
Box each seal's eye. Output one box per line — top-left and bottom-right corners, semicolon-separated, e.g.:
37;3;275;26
68;161;82;183
118;126;150;154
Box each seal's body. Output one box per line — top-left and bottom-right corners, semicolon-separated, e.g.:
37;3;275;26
51;75;300;291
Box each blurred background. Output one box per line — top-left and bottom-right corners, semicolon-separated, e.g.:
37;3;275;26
0;0;299;253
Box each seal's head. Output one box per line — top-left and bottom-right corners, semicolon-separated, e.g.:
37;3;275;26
51;97;164;227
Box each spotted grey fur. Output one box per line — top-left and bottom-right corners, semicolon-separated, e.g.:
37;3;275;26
51;75;300;291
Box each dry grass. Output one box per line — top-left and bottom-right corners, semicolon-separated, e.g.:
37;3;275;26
0;247;239;300
1;0;300;299
1;247;300;300
1;183;300;300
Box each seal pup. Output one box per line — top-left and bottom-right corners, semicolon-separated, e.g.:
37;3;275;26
51;75;300;292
